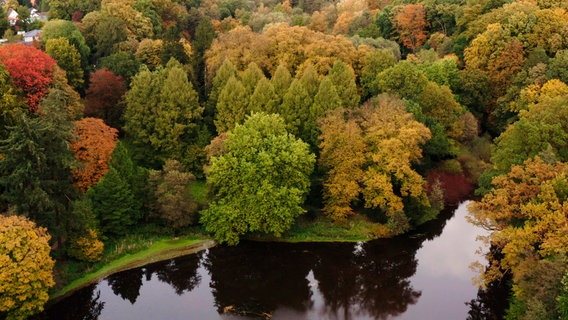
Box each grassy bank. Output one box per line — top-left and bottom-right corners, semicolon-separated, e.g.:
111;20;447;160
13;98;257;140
249;214;375;242
51;235;215;302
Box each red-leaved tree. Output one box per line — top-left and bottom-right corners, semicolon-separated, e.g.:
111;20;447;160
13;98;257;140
71;117;118;192
0;44;56;112
84;68;127;129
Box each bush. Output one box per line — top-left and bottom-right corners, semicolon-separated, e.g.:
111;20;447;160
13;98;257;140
68;229;104;263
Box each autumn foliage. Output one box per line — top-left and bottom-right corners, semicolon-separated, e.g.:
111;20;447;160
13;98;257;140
426;170;474;205
71;117;118;192
0;214;55;320
0;44;56;112
319;95;432;230
468;157;568;286
395;4;428;51
84;68;127;128
68;229;104;263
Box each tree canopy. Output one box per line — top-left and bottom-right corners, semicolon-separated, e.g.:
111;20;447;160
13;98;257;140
0;44;56;112
319;95;432;233
123;60;203;167
0;215;55;320
201;113;315;245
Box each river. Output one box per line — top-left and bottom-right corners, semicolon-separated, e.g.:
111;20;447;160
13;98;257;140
38;201;508;319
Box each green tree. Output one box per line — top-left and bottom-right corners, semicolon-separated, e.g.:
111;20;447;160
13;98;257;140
0;6;9;36
491;95;568;173
123;60;203;166
308;77;342;148
214;75;248;133
299;63;320;97
45;37;84;91
98;52;140;83
148;160;198;229
248;77;278;114
240;62;265;95
81;13;127;62
280;78;312;137
0;215;55;320
205;58;236;131
0;63;26;140
416;81;464;142
161;26;190;65
108;141;147;211
192;18;216;99
376;61;428;101
547;50;568;84
313;77;342;114
15;6;30;31
270;63;292;104
88;167;137;237
41;20;90;72
327;60;359;108
201;113;315;245
0;102;77;241
359;49;397;100
47;0;101;20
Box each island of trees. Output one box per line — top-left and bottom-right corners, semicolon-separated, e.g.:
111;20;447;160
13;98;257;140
0;0;567;319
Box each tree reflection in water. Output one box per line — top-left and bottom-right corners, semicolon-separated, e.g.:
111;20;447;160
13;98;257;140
203;242;316;317
107;268;143;304
38;203;509;319
311;239;422;319
202;238;424;319
144;251;203;295
36;284;104;320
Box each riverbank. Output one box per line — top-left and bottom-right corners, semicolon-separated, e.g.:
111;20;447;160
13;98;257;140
49;215;374;302
49;212;427;302
254;214;374;242
50;237;216;302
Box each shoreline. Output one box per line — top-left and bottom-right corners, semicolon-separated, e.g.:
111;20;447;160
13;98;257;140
49;238;216;304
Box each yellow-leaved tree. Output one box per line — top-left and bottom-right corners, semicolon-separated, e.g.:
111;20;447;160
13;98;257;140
319;94;432;234
468;157;568;317
0;215;55;320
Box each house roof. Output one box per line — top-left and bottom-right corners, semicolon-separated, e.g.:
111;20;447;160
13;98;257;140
24;29;42;37
7;8;18;20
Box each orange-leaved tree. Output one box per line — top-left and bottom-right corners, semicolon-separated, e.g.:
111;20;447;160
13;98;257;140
395;4;428;52
71;117;118;192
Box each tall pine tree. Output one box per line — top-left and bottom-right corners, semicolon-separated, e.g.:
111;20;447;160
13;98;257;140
0;102;77;242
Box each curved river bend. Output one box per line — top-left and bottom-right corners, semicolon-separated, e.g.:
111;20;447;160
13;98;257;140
39;201;507;319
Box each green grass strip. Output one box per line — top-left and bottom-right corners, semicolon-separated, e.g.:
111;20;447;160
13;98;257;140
51;238;215;301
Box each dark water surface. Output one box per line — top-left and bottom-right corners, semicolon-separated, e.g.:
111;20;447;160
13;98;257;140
40;201;506;319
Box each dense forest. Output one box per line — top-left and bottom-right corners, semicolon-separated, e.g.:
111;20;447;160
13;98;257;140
0;0;568;318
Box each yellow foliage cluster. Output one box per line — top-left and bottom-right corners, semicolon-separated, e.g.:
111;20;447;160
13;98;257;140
468;157;568;287
205;25;365;82
0;215;54;320
68;229;104;263
319;94;431;228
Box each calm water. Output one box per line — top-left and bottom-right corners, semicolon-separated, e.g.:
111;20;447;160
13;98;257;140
39;201;507;320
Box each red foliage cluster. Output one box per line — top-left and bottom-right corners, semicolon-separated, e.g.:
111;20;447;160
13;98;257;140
84;68;127;128
427;170;474;205
0;44;56;112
